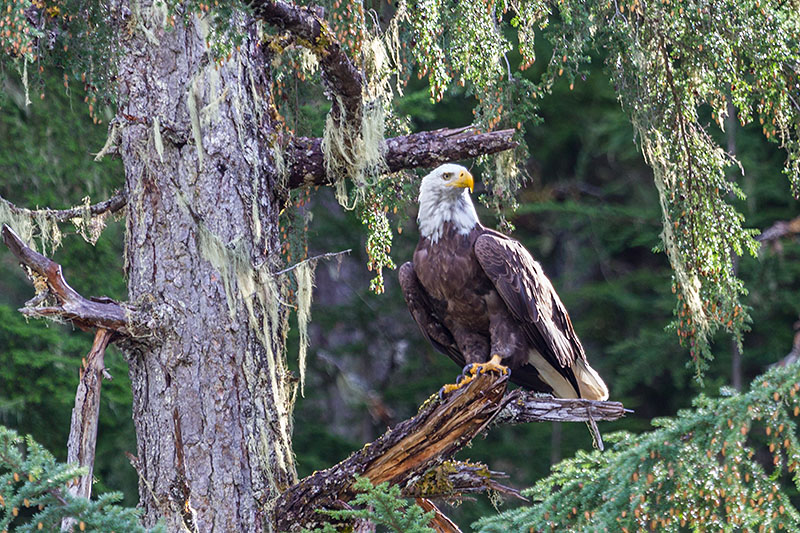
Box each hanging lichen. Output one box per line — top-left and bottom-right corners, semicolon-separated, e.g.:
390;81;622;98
0;196;112;254
195;221;297;483
294;261;315;396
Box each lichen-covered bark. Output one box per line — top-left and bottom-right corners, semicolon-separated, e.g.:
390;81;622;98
117;5;295;530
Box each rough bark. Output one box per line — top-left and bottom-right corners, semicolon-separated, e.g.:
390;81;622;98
286;127;518;189
117;5;294;531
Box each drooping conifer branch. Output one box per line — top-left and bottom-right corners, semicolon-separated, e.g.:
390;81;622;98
286;127;518;188
0;190;127;222
274;371;625;531
1;224;131;334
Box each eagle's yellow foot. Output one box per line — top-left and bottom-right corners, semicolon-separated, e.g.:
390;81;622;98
439;355;508;400
466;354;509;377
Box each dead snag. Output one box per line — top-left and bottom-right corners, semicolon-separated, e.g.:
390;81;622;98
274;372;508;531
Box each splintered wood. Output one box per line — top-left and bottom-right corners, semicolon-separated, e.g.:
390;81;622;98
275;372;508;530
275;372;627;531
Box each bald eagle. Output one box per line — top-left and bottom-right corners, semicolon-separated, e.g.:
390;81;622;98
399;163;609;400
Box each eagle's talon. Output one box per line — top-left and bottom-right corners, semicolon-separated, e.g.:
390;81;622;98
471;354;509;376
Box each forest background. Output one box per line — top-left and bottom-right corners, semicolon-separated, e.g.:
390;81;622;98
0;9;799;529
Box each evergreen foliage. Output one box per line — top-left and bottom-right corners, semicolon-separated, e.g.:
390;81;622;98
306;476;434;533
0;426;158;532
475;363;800;532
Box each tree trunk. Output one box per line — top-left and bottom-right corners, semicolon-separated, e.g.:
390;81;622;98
118;5;294;530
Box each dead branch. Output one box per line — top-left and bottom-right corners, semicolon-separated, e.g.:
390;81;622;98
757;215;800;243
494;391;628;425
1;224;131;334
275;372;626;531
61;328;114;531
274;372;508;531
287;127;518;189
0;190;126;223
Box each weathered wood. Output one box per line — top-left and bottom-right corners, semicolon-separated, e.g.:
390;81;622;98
1;224;130;334
495;391;628;425
61;328;114;532
274;372;508;531
274;372;628;531
415;498;462;533
286;127;518;189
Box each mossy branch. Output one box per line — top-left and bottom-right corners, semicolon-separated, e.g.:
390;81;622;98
0;190;127;223
252;0;363;123
286;126;518;189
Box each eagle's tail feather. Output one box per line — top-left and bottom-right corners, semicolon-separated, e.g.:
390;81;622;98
574;358;609;401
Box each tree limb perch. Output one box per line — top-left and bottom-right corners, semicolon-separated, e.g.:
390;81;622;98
287;126;518;189
274;371;626;531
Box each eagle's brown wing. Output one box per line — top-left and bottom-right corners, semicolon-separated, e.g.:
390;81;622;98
474;232;585;387
398;262;465;368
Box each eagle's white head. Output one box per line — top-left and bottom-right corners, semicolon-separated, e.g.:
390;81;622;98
417;163;480;243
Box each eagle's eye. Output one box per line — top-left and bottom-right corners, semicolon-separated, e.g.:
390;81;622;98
441;172;452;181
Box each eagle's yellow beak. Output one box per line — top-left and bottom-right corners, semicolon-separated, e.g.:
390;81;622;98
449;169;474;193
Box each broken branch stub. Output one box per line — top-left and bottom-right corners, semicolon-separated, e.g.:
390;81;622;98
495;391;628;425
61;328;114;532
1;224;131;335
274;372;509;531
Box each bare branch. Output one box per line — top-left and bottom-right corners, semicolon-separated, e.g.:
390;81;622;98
274;372;509;531
287;127;518;189
272;248;351;277
494;391;628;425
0;190;126;223
61;328;114;531
756;215;800;243
274;368;626;530
1;224;131;334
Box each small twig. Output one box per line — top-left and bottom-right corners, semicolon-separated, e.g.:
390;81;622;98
273;249;352;277
0;190;127;223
